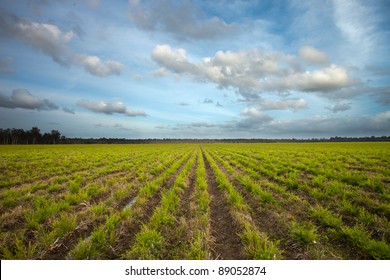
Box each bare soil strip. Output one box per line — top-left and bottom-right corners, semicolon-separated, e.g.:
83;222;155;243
202;151;245;260
38;219;102;259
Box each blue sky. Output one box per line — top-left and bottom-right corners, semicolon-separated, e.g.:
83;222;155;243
0;0;389;139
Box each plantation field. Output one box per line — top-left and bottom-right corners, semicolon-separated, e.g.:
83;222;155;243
0;143;389;260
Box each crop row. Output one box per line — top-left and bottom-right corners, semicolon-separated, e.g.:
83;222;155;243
0;143;389;259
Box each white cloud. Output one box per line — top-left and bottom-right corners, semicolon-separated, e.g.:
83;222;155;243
266;64;356;92
0;15;73;65
152;45;357;98
77;55;123;77
241;108;267;119
0;14;123;77
151;44;192;74
299;46;328;64
77;99;146;117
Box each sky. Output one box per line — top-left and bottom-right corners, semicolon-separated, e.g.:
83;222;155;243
0;0;389;139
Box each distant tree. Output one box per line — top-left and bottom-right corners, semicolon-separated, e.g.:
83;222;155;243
51;130;61;144
31;126;41;144
24;129;31;144
41;132;51;144
0;129;4;144
5;128;10;144
11;128;24;144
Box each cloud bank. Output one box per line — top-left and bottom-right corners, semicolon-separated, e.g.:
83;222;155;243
152;44;357;99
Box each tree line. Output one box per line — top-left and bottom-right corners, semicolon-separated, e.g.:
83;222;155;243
1;126;389;145
0;127;62;145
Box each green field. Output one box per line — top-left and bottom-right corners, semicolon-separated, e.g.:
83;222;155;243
0;143;389;259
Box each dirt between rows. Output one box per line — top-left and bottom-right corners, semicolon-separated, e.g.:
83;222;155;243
202;151;245;260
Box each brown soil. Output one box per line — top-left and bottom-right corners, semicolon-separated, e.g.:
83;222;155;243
38;220;99;260
202;151;245;260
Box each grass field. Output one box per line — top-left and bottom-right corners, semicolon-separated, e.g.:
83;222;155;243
0;143;389;259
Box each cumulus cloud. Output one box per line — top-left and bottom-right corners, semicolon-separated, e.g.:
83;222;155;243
152;44;357;99
299;46;328;64
151;44;192;74
0;89;58;110
264;64;355;92
77;99;146;117
325;102;351;113
77;55;123;77
128;0;237;40
0;14;73;65
203;98;213;104
0;13;123;77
